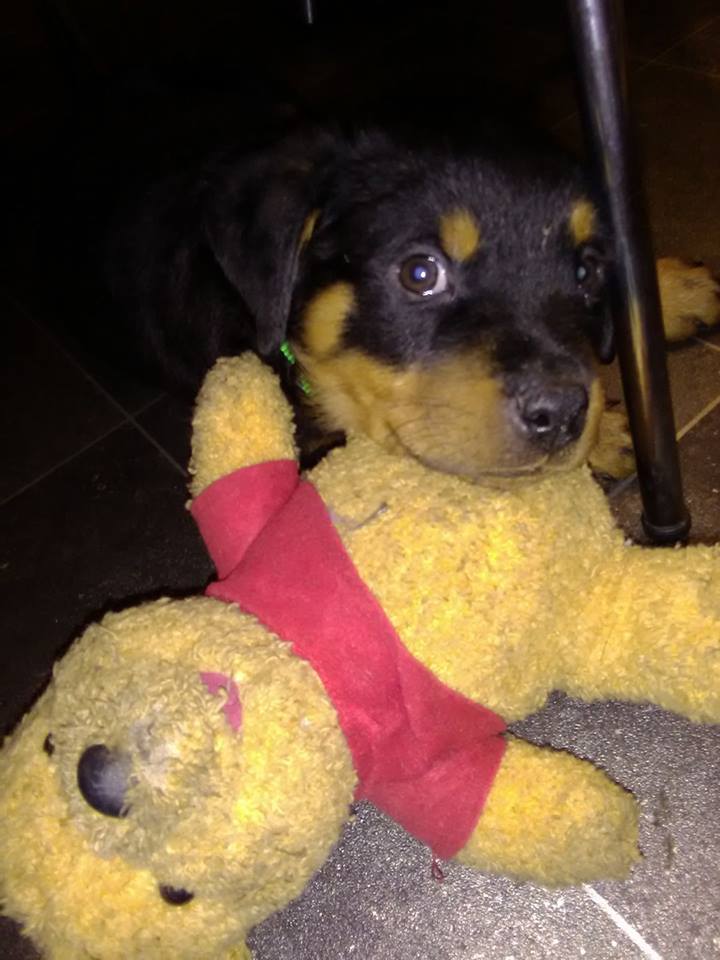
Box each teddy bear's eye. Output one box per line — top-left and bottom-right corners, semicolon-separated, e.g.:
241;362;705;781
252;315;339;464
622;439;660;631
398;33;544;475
43;733;55;756
159;884;195;905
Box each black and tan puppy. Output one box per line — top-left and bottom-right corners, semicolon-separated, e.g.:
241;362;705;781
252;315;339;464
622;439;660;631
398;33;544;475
106;128;719;480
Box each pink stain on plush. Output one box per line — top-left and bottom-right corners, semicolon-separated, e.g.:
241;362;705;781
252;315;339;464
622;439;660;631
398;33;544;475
199;672;243;732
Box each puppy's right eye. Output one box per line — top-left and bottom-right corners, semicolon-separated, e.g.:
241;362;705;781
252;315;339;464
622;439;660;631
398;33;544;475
399;255;448;296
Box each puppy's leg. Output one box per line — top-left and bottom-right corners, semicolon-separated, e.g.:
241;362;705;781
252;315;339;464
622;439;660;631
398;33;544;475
657;257;720;342
589;259;718;479
588;406;635;479
457;738;639;885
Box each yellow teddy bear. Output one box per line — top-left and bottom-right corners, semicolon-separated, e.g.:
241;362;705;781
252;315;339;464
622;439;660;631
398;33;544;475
1;353;719;960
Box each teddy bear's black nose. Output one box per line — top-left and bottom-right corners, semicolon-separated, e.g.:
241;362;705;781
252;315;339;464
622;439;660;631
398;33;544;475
77;744;132;817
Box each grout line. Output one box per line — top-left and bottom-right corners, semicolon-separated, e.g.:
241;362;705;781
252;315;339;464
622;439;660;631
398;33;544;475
676;392;720;441
48;352;187;477
0;421;126;508
583;885;664;960
125;413;187;478
640;60;720;81
552;14;720;132
637;14;720;71
607;390;720;501
2;291;187;482
697;336;720;354
607;469;638;501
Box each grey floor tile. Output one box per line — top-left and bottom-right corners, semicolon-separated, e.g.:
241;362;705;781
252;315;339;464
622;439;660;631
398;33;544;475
554;62;720;272
515;695;720;960
631;63;720;270
0;299;125;503
0;423;211;734
611;399;720;543
599;337;720;435
657;16;720;76
625;0;719;60
250;801;648;960
136;393;195;474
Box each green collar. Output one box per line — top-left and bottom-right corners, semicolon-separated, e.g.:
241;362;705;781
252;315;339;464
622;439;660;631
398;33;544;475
280;341;312;396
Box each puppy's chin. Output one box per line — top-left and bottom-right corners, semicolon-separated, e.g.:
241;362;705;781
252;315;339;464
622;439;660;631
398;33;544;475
399;444;583;490
297;346;604;487
392;378;605;489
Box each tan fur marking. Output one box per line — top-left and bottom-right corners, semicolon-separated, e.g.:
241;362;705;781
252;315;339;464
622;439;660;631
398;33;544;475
656;257;720;341
299;209;320;248
294;341;603;482
301;282;355;358
588;407;635;480
293;328;604;487
439;209;481;262
569;200;597;245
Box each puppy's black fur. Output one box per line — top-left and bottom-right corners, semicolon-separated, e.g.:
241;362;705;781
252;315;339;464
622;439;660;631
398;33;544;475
105;126;614;479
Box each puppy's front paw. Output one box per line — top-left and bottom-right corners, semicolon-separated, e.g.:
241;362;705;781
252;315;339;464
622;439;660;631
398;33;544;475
589;407;635;480
657;257;720;342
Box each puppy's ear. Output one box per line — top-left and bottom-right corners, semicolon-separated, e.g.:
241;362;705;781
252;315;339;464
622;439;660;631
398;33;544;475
594;306;615;364
203;134;334;356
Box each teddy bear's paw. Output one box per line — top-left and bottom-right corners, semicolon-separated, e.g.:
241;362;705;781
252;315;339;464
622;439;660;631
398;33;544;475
189;354;298;496
589;407;635;481
657;257;720;342
458;739;640;886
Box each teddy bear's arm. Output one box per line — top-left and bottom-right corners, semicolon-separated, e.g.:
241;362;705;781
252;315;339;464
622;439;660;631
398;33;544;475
557;542;720;724
456;737;639;885
189;354;297;497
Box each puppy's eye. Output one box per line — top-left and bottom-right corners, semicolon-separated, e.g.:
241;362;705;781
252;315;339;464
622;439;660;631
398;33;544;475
576;245;606;301
399;255;448;297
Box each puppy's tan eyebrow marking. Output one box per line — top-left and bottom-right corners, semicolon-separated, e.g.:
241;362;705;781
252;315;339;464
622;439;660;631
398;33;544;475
438;209;481;262
569;199;597;245
301;281;355;358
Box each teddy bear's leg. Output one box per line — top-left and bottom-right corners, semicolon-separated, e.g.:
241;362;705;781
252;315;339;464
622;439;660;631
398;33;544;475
560;546;720;725
456;738;639;886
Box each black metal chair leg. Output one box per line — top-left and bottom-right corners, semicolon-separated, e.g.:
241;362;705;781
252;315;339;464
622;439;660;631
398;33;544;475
567;0;691;543
302;0;315;25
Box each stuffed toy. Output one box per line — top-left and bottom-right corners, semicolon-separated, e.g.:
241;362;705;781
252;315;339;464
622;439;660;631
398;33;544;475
1;353;719;960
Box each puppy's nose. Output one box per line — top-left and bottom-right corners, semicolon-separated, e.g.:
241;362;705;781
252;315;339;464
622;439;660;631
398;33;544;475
516;383;588;452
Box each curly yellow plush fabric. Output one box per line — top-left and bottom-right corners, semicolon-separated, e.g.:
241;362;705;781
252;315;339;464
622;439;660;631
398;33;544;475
2;353;720;959
189;356;719;884
0;599;353;959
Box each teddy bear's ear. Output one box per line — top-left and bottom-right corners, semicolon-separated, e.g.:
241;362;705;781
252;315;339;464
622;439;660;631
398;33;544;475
189;354;298;496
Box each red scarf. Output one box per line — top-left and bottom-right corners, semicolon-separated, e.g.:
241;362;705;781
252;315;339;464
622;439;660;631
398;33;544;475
192;461;506;858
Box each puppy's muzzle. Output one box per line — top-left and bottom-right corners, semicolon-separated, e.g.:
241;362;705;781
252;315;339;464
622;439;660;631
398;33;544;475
512;379;589;453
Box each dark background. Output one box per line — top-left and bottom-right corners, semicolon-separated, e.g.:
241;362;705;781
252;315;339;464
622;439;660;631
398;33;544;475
2;2;720;958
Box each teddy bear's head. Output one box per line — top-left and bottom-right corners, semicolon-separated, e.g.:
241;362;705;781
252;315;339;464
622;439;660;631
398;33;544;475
0;597;354;960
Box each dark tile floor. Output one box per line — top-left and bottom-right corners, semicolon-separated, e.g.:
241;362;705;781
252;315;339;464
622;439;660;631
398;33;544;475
1;2;720;958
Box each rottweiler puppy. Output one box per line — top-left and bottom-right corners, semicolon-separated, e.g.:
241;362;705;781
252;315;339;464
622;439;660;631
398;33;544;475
106;128;719;480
